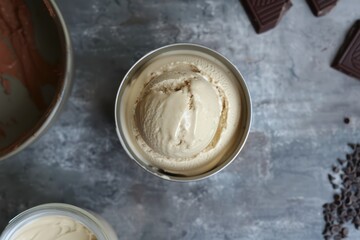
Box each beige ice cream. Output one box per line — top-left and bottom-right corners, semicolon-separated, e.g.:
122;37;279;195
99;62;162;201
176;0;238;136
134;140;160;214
135;69;222;158
120;49;242;175
10;216;96;240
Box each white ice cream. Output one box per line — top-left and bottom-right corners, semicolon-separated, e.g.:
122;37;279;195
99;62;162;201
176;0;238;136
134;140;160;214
10;216;96;240
120;49;242;175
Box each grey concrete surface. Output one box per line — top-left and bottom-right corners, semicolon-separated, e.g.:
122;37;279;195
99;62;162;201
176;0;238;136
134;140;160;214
1;0;360;239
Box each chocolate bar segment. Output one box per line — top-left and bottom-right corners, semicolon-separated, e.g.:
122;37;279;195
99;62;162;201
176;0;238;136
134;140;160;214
240;0;293;34
306;0;338;17
332;20;360;81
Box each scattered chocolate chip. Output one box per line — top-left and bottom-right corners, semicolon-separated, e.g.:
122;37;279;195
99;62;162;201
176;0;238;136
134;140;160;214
323;227;331;236
344;117;350;124
348;173;356;181
338;159;347;165
347;208;355;215
346;191;353;198
341;227;349;237
349;143;356;150
339;210;347;220
322;143;360;239
343;179;351;188
329;203;336;211
333;165;340;173
240;0;293;34
328;174;335;182
346;197;353;206
331;225;341;233
334;194;341;201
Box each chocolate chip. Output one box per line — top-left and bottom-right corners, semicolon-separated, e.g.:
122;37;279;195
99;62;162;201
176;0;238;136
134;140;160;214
339;210;347;220
341;227;349;237
345;166;354;174
349;143;356;150
331;225;341;233
323;226;331;236
322;143;360;238
346;191;353;198
352;216;360;224
347;208;356;217
333;166;340;173
344;117;350;124
344;179;351;188
330;203;336;211
338;159;347;165
328;174;335;182
333;234;343;240
334;194;341;201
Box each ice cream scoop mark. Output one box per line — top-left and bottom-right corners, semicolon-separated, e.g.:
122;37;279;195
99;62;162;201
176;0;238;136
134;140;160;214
149;80;190;94
190;65;201;73
204;88;228;151
187;84;194;110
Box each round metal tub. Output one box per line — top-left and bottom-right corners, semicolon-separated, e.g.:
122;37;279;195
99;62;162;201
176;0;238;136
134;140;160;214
115;43;252;181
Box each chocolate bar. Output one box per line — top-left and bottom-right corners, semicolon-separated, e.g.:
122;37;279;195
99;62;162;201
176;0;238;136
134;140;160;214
240;0;293;34
332;20;360;81
306;0;338;17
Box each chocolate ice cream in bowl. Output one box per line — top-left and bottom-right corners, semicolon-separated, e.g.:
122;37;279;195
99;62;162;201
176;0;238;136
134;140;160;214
115;44;252;181
0;0;73;160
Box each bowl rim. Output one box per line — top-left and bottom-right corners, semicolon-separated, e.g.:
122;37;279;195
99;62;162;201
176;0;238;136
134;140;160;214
0;0;74;161
114;43;252;182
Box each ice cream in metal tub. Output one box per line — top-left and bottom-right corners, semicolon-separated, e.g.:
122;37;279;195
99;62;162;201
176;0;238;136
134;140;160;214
0;0;73;160
115;44;251;181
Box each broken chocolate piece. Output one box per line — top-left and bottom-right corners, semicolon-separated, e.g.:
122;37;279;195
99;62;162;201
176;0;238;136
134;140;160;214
332;20;360;81
240;0;293;34
306;0;338;17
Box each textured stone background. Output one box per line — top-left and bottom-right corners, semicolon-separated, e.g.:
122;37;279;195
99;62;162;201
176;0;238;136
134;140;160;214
1;0;360;239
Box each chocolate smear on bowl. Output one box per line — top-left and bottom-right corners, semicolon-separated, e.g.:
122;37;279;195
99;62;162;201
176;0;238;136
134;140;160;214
0;0;65;157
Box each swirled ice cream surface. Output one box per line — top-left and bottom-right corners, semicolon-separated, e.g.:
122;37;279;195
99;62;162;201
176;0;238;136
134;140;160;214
120;50;242;175
10;216;96;240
